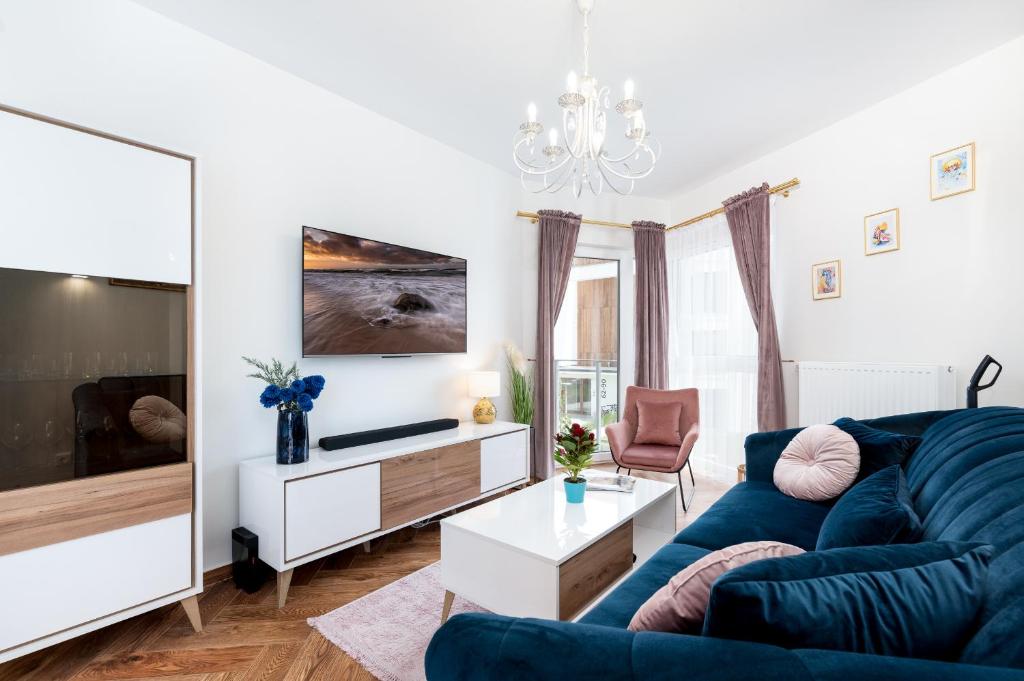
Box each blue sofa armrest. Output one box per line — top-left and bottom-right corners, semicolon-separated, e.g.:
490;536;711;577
426;614;1024;681
744;426;803;484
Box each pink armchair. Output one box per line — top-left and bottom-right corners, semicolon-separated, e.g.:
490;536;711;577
606;386;700;510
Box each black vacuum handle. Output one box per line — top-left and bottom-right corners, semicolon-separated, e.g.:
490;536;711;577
969;355;1003;391
967;355;1002;408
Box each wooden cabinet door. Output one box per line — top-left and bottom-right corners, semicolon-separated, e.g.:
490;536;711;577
380;441;480;529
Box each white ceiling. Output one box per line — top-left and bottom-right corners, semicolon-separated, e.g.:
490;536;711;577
133;0;1024;198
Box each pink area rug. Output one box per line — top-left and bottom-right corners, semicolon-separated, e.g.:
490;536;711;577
308;561;487;681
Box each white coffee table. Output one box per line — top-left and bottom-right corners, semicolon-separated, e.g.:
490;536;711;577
440;474;677;622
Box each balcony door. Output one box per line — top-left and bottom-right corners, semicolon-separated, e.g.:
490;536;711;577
554;256;620;456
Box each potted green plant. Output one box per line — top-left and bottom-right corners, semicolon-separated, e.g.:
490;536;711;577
505;343;535;426
553;422;596;503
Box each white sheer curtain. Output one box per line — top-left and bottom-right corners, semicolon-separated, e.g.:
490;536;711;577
667;212;758;482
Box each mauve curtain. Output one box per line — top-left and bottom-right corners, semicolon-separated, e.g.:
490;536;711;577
534;209;581;480
723;183;786;431
633;220;669;389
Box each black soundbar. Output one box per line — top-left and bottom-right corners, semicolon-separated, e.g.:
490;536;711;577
319;418;460;451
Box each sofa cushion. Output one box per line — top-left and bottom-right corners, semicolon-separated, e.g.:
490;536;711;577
629;541;804;634
773;424;860;501
833;416;922;481
634;400;683;446
673;481;831;551
578;542;709;629
816;465;922;550
703;541;994;661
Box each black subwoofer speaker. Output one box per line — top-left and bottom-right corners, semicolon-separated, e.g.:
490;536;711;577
232;526;265;594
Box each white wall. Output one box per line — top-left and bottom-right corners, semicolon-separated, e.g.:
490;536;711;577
670;35;1024;409
0;0;664;569
0;0;528;570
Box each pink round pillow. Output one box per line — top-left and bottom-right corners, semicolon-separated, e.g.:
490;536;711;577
628;541;805;633
773;424;860;501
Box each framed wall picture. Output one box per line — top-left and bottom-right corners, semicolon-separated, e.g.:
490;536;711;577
930;142;975;200
812;259;841;300
864;208;900;255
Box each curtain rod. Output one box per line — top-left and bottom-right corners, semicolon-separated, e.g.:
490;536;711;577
515;178;800;232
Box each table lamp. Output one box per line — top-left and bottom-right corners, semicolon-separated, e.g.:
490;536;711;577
468;370;500;424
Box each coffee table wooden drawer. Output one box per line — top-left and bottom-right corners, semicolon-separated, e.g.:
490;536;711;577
558;521;634;620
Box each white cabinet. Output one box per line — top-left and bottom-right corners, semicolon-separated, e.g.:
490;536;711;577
0;108;192;284
480;430;529;493
285;463;381;561
0;514;192;652
239;421;529;606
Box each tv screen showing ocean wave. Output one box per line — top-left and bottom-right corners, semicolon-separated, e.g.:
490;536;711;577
302;226;467;356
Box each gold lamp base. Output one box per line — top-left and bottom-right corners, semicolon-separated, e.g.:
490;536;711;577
472;397;496;424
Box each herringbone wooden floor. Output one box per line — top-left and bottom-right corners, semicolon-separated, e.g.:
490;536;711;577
0;466;729;680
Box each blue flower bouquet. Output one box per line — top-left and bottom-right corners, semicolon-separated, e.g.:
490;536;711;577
243;357;326;465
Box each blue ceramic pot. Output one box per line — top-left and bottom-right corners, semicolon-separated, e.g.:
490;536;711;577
277;409;309;465
564;477;587;504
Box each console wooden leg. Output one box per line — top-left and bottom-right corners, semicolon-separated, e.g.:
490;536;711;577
180;595;202;633
362;540;372;554
440;589;455;624
277;569;294;609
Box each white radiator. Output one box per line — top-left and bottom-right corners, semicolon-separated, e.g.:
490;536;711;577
797;362;957;425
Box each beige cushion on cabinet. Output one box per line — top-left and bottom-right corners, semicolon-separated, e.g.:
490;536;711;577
130;395;186;443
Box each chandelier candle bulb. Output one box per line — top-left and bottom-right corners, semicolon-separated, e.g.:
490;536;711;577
624;78;635;101
527;102;537;123
567;70;578;94
549;128;558;146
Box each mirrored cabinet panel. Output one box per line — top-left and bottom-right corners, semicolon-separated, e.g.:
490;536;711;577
0;267;188;491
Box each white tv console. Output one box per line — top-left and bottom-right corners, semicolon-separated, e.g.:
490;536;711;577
239;420;530;606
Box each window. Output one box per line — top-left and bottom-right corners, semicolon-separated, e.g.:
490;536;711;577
554;256;620;452
667;214;757;481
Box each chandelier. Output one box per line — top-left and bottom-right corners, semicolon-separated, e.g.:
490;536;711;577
513;0;660;197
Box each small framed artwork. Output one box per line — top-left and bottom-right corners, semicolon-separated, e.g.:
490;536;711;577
864;208;900;255
930;142;975;200
812;260;841;300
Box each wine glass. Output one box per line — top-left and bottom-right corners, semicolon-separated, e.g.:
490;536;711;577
1;420;32;451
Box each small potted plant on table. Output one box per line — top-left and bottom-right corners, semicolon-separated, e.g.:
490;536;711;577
554;422;596;503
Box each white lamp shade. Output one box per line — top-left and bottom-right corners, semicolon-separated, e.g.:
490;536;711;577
468;371;500;398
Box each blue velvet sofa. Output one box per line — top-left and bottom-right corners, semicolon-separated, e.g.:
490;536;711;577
426;407;1024;680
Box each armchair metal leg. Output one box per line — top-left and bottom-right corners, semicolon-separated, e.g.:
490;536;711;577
677;461;697;513
615;466;620;474
627;469;631;475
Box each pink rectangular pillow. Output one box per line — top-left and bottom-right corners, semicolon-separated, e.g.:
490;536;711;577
634;400;683;446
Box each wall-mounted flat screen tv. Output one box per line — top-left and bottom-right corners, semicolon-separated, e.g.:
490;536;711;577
303;226;467;356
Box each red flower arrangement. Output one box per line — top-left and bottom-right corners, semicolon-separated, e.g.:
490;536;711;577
553;422;597;483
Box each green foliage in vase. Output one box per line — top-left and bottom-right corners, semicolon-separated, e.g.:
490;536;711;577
553;421;596;483
242;356;300;388
505;343;535;425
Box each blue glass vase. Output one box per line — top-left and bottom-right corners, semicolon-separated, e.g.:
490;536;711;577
277;409;309;465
